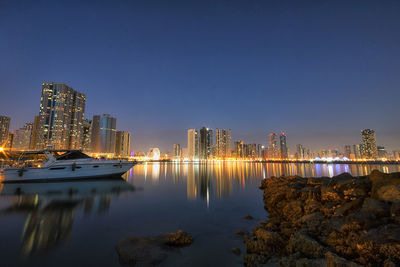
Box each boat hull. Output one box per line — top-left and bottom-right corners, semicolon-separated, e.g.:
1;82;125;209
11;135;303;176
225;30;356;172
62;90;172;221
0;162;135;183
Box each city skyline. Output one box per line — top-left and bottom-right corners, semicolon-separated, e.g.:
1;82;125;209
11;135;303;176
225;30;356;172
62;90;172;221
1;1;400;152
0;95;397;157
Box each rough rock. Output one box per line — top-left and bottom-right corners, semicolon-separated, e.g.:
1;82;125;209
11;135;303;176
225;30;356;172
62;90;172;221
325;252;363;267
116;230;193;266
243;170;400;267
286;232;326;258
232;247;241;255
377;185;400;202
360;197;390;218
235;229;246;236
160;230;193;247
391;202;400;217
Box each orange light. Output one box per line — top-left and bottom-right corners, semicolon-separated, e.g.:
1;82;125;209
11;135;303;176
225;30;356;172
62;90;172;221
0;147;3;152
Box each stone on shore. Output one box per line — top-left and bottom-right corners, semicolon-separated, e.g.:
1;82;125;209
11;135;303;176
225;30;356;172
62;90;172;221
116;230;193;266
232;247;241;255
244;170;400;266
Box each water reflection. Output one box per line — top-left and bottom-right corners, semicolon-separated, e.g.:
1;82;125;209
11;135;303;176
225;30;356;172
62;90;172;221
129;162;400;201
0;179;135;258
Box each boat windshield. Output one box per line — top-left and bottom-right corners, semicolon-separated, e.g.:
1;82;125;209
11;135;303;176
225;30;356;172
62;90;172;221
56;151;92;161
0;152;48;168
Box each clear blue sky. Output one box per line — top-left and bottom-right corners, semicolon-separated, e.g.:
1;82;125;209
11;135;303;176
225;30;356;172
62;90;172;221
1;0;399;153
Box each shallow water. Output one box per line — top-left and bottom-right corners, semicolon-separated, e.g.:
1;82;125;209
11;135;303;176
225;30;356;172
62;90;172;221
0;162;399;267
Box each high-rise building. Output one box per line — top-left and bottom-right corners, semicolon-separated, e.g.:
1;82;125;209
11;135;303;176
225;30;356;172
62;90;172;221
12;122;34;150
5;133;13;150
69;91;86;149
115;131;131;158
0;115;10;146
260;146;268;158
353;144;361;159
268;133;278;158
394;150;400;161
257;144;263;158
344;145;351;158
30;116;40;150
377;146;388;159
296;144;305;159
247;143;257;158
173;144;182;158
187;129;199;160
199;127;213;159
81;119;92;152
279;132;288;159
215;129;231;158
36;82;86;150
91;114;117;154
234;141;245;158
361;129;378;159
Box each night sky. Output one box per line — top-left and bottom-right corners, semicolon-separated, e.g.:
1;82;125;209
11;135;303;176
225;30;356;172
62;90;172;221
1;0;400;153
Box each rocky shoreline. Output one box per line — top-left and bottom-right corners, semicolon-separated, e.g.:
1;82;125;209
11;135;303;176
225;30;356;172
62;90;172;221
243;170;400;266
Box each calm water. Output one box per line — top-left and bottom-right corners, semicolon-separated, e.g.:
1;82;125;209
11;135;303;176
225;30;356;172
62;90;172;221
0;162;399;267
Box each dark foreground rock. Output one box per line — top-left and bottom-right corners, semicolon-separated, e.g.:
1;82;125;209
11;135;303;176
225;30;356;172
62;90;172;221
244;170;400;266
117;230;193;266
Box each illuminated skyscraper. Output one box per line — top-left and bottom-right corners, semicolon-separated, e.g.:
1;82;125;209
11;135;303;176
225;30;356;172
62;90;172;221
234;141;245;158
115;131;131;158
36;82;86;150
361;129;378;159
394;150;400;161
353;144;361;159
199;127;213;159
215;129;231;158
30;116;40;150
0;115;10;146
187;129;199;160
5;133;13;150
69;91;86;149
81;118;92;152
173;144;182;158
344;145;351;158
377;146;388;159
296;144;305;159
12;122;33;150
247;143;257;158
269;133;278;158
279;132;288;159
91;114;117;154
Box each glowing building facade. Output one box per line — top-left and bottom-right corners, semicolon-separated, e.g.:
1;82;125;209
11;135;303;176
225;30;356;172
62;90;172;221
115;131;131;158
36;82;86;150
91;114;117;154
0;115;10;146
361;129;378;159
215;129;231;158
234;141;245;158
279;132;288;159
12;122;34;150
199;127;213;159
81;118;92;152
269;133;278;158
353;144;362;159
173;144;182;158
187;129;199;160
30;116;40;150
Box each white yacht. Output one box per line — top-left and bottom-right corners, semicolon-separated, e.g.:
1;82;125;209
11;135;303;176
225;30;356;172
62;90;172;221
0;150;136;183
